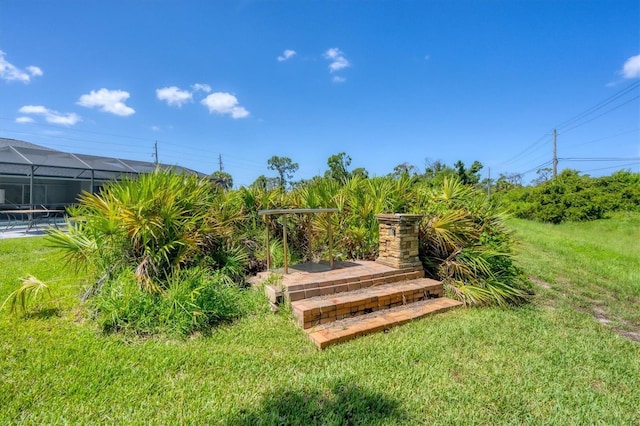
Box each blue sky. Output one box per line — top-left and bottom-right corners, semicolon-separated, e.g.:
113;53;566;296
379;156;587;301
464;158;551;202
1;0;638;186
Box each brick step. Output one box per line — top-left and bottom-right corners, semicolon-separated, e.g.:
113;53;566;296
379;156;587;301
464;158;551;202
291;278;443;329
286;268;424;302
307;297;463;349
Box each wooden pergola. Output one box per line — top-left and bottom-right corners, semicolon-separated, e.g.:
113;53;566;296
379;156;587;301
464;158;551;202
258;208;339;274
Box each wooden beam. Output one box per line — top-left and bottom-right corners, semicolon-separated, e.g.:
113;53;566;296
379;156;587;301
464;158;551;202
258;208;338;216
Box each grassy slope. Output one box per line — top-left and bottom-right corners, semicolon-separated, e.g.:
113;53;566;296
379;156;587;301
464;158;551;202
509;212;640;328
1;227;640;425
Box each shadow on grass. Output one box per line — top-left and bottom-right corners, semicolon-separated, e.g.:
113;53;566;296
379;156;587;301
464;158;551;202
227;380;408;425
24;307;61;319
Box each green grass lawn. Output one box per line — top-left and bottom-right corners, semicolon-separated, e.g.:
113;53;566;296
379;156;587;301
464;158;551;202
1;218;640;425
509;212;640;334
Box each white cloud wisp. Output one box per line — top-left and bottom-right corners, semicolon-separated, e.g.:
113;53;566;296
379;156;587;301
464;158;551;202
0;50;43;83
77;88;135;116
324;48;350;73
621;54;640;79
18;105;81;126
26;66;43;77
156;86;193;107
201;92;249;119
192;83;212;93
277;49;297;62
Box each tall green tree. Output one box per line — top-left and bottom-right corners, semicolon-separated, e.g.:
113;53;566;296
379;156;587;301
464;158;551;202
454;160;483;185
533;167;553;185
211;171;233;190
267;156;299;189
351;167;369;179
325;152;352;183
392;162;417;178
424;159;453;180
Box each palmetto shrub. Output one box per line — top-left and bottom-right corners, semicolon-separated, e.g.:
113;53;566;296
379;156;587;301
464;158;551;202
47;170;250;335
412;177;531;306
49;170;243;288
287;175;530;306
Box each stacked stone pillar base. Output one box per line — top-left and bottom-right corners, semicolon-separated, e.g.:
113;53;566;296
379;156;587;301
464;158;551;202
375;214;423;269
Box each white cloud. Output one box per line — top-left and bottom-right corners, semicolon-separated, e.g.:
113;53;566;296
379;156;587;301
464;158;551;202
26;65;43;77
201;92;250;119
15;116;35;124
192;83;211;93
18;105;81;126
332;76;346;83
621;54;640;79
324;48;350;73
156;86;193;107
156;83;215;108
277;49;297;62
151;125;161;132
0;50;43;83
19;105;48;114
77;88;135;116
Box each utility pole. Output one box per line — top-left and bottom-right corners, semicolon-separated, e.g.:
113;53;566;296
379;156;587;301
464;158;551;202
552;129;558;179
153;141;159;166
487;167;491;196
218;154;223;172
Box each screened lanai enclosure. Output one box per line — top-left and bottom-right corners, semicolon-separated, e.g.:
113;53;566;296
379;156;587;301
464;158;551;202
0;138;204;210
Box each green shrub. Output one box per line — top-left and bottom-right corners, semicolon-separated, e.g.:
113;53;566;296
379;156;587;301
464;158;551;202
47;170;253;336
413;178;531;306
48;170;244;291
496;169;640;223
91;268;248;336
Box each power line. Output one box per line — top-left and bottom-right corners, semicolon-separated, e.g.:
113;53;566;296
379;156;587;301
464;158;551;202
559;157;640;162
490;133;549;170
493;81;639;174
0;127;248;170
0;116;156;143
521;160;553;176
563;127;639;150
579;162;639;173
553;129;558;178
0;116;230;153
555;80;640;131
560;95;640;134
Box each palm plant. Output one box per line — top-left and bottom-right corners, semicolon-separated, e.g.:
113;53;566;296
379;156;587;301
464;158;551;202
48;170;242;293
45;170;255;335
413;177;530;306
1;275;52;315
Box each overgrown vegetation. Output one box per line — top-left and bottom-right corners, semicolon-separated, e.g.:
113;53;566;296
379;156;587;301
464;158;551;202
1;233;639;424
10;157;531;334
46;171;250;335
494;169;640;223
270;173;529;306
38;169;527;335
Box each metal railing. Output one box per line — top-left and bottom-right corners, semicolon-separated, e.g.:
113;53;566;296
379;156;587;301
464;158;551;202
258;208;339;274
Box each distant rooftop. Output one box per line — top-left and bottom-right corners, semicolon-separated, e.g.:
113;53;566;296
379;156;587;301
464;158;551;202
0;137;205;180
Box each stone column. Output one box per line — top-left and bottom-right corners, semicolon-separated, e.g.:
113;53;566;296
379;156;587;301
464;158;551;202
375;214;423;269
